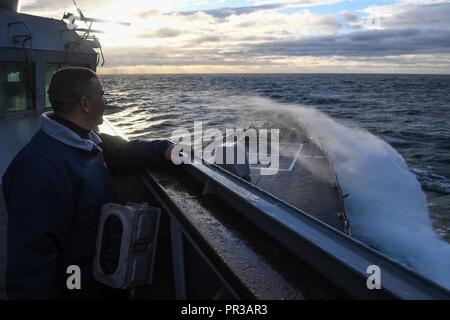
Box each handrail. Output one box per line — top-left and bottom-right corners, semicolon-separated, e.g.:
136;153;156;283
181;159;450;299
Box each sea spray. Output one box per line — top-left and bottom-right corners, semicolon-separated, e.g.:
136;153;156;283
243;96;450;289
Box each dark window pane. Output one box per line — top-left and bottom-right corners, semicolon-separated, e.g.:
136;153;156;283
0;62;34;112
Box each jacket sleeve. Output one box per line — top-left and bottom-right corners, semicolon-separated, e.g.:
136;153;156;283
2;159;74;299
98;133;172;174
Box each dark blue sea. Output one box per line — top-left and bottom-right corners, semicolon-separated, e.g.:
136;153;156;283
101;74;450;242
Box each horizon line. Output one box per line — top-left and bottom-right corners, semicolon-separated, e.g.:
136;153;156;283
97;72;450;76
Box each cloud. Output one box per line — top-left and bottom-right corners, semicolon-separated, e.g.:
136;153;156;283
19;0;179;20
195;35;224;43
19;0;114;16
136;0;348;20
139;28;184;38
106;9;342;50
19;0;73;17
363;2;450;29
20;0;58;11
244;28;450;57
340;11;359;23
137;10;160;19
101;46;258;66
176;3;287;18
17;0;450;73
219;10;342;37
101;26;450;68
99;53;450;74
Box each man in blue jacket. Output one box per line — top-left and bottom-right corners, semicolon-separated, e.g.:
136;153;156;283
2;67;173;299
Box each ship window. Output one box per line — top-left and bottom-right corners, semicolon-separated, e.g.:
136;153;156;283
45;64;90;108
0;62;35;113
7;72;20;83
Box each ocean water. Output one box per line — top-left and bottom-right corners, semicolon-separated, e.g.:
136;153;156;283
101;74;450;283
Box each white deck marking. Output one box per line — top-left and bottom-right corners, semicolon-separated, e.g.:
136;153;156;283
288;144;304;171
248;143;304;172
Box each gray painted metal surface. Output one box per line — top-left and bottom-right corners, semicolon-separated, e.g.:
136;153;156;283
249;141;346;231
0;9;98;115
170;219;187;299
141;167;315;299
0;9;95;53
0;1;18;12
183;160;450;299
0;186;6;298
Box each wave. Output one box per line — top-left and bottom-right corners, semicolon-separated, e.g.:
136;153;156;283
238;96;450;290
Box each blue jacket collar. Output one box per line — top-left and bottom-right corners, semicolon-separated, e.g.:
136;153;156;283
40;112;103;152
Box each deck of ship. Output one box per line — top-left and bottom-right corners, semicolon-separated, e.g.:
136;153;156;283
247;137;345;232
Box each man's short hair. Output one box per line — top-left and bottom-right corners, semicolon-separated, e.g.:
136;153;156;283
48;67;98;115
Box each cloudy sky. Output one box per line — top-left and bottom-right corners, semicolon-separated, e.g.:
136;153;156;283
19;0;450;73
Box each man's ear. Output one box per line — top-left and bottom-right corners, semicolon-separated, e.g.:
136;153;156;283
80;96;90;113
